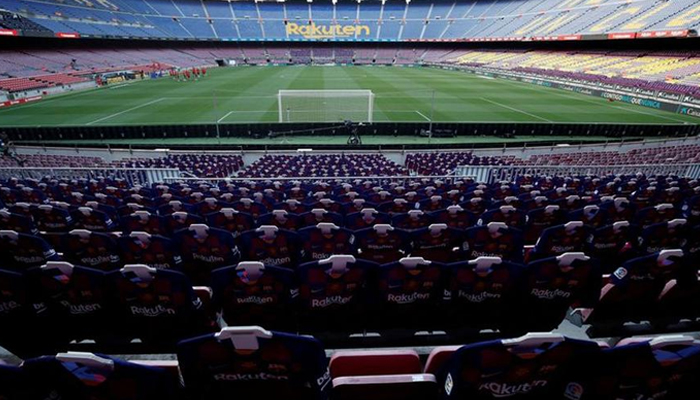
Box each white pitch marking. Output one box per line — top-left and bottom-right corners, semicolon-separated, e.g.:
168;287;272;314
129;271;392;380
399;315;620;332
480;97;553;123
217;111;234;123
415;110;431;121
85;97;166;125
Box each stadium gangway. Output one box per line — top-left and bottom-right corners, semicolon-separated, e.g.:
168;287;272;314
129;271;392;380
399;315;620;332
454;164;700;183
0;167;183;186
161;174;462;185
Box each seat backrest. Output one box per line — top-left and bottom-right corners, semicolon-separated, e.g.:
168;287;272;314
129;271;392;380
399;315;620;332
330;350;422;378
424;345;461;375
332;374;438;400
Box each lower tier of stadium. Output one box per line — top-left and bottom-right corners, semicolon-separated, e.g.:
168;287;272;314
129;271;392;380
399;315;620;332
3;136;700;176
1;162;700;398
2;136;700;398
1;331;699;400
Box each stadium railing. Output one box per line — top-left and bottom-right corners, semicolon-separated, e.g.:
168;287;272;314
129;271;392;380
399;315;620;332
0;167;182;186
162;174;461;185
454;164;700;182
5;165;698;186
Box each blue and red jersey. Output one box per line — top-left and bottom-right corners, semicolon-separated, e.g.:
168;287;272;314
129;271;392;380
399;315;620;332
177;330;330;400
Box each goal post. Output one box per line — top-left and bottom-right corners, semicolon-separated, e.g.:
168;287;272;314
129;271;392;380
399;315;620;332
278;90;375;123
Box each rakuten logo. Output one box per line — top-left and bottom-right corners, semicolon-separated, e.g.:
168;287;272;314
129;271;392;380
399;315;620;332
311;296;352;308
418;243;447;250
470;251;499;258
14;255;46;264
367;244;395;250
387;292;430;304
130;305;176;316
260;257;291;266
550;245;576;253
80;255;113;265
148;263;172;270
60;301;101;314
311;252;332;260
237;296;274;305
458;291;501;302
479;380;548;397
593;242;616;249
44;222;67;228
213;373;289;381
193;253;224;263
531;288;571;300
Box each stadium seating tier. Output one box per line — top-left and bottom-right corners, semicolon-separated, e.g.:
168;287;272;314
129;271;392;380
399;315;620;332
1;0;699;41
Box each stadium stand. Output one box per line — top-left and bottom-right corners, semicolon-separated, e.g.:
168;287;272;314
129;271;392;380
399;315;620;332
4;141;700;176
1;164;700;348
0;10;49;34
1;0;699;41
0;154;106;168
114;154;244;178
512;144;700;166
443;49;700;96
240;154;408;178
2;44;698;99
1;1;700;397
406;153;516;175
2;140;700;395
1;331;700;399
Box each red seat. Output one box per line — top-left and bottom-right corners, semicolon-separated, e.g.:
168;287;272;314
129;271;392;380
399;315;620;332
330;350;422;378
424;345;461;375
332;374;438;400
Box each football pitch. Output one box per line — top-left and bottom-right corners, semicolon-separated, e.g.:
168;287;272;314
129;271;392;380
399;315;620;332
0;65;698;127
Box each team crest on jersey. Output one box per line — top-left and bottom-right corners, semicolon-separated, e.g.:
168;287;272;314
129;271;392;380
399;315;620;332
444;373;454;395
564;382;583;400
613;267;628;280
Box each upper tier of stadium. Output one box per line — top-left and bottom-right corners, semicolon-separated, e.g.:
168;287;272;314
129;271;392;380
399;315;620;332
0;0;698;41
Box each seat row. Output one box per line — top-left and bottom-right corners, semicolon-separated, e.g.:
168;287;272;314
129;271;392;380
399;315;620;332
5;196;699;239
2;213;698;276
2;173;695;211
1;329;699;400
2;249;699;356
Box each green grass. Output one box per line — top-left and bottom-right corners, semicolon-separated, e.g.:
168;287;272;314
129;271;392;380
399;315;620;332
0;65;698;127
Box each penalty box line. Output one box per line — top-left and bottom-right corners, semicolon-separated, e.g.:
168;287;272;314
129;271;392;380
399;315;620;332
414;110;431;121
85;98;166;126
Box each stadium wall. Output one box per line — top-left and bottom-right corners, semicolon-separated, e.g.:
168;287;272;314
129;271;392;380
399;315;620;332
13;136;700;165
4;121;698;150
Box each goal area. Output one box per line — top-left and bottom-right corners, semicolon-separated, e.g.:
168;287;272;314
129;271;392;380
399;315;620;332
278;90;375;123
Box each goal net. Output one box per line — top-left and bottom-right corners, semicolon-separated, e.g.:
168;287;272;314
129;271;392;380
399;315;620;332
278;90;374;123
